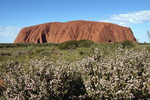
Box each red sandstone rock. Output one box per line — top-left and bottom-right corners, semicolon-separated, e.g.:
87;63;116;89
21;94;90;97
14;20;137;43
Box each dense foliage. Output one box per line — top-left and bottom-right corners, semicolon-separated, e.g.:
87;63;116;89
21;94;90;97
59;40;94;50
0;43;150;100
59;40;79;50
78;40;94;47
114;40;134;48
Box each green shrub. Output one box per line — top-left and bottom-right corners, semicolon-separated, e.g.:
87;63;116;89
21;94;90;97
121;40;134;48
114;40;134;48
78;40;94;47
59;40;78;50
59;40;94;50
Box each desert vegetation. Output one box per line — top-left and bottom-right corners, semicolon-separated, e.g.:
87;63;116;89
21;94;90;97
0;40;150;99
58;40;94;50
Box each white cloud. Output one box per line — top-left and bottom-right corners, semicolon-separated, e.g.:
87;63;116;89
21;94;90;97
100;10;150;26
0;26;22;43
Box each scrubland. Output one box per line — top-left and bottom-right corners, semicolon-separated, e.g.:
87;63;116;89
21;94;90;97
0;41;150;100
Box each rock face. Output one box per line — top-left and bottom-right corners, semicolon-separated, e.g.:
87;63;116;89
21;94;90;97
14;20;137;43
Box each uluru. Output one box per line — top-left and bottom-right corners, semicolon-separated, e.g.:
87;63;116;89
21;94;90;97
14;20;137;43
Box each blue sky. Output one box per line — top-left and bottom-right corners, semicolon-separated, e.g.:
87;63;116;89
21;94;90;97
0;0;150;43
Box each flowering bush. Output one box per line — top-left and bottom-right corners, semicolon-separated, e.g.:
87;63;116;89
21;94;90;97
0;46;150;99
76;47;150;99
